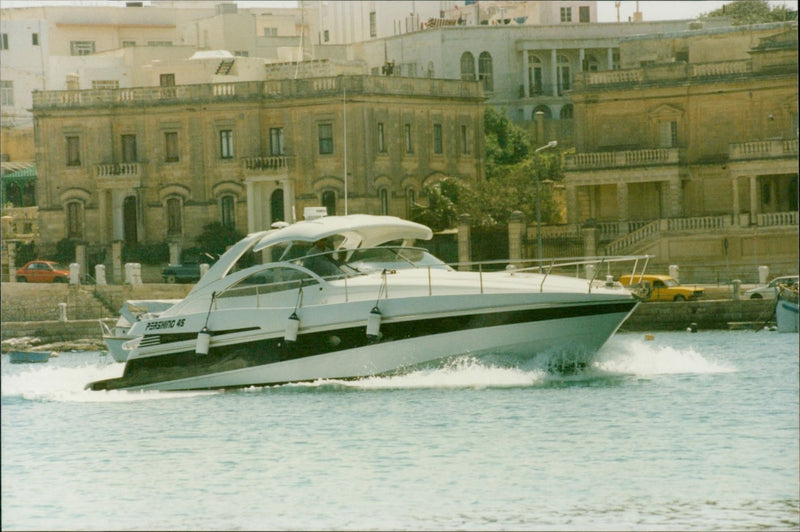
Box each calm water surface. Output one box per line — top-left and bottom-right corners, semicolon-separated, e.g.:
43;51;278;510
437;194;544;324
2;331;798;531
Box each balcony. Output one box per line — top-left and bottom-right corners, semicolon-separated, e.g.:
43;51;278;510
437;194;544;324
564;147;680;170
94;163;140;178
729;139;798;161
242;156;290;174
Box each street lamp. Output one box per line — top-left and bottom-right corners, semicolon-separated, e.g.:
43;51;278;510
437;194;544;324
534;140;558;265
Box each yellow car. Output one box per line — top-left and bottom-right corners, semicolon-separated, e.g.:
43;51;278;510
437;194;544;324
619;274;704;302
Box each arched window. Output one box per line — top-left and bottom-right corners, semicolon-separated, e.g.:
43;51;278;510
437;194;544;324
379;188;389;215
532;105;551;120
166;197;182;237
560;104;574;119
557;55;571;95
321;190;336;216
406;188;416;217
528;55;543;95
460;52;475;81
270;189;285;223
478;51;493;92
220;195;236;228
66;201;83;239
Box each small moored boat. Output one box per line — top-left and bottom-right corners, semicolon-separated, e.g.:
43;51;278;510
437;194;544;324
8;351;53;364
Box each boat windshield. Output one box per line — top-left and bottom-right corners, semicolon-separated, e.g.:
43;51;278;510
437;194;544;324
289;245;452;277
336;246;452;273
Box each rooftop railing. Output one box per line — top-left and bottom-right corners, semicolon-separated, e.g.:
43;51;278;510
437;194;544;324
32;76;482;109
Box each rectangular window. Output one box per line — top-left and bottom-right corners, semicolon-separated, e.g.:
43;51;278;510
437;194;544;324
122;40;136;48
234;50;248;57
263;27;278;37
121;134;137;163
377;122;386;153
160;73;176;98
147;40;172;46
659;121;678;148
579;6;590;22
165;132;179;162
66;136;81;166
269;127;285;155
560;7;572;22
32;33;39;45
433;123;443;154
70;40;95;56
1;33;8;50
0;80;13;106
318;123;333;154
92;80;119;90
220;129;234;159
369;12;377;37
404;124;413;153
460;125;469;155
323;30;330;43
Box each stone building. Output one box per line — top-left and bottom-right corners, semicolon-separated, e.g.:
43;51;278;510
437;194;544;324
30;74;484;256
562;21;798;278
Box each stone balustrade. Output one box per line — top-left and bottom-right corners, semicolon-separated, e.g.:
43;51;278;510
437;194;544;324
729;138;798;160
565;148;678;170
33;76;481;109
94;163;140;178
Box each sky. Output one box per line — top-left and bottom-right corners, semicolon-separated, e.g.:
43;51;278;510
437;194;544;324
2;0;798;23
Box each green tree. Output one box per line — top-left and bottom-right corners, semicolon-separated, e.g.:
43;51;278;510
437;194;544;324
483;106;531;176
409;107;563;230
409;178;465;232
194;222;244;256
701;0;796;24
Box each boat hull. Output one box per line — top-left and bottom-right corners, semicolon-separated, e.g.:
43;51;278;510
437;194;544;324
9;351;52;364
103;334;131;362
88;300;636;391
776;297;799;333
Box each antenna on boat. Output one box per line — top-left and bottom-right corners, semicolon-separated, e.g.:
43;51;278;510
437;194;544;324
343;82;348;215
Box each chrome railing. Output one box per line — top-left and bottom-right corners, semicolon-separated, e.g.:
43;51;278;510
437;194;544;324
212;246;652;308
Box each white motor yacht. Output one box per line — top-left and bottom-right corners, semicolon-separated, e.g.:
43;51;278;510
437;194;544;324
88;214;644;391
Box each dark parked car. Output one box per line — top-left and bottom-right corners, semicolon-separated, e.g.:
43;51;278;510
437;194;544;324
161;252;216;284
16;260;70;283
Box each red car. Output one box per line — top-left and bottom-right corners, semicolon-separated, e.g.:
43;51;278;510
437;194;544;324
15;260;70;283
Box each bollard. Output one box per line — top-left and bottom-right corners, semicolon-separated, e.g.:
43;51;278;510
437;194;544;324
69;263;81;285
669;265;680;284
95;264;107;286
124;263;134;285
732;279;741;301
132;263;143;286
758;265;769;285
199;263;210;278
58;302;68;322
585;264;596;281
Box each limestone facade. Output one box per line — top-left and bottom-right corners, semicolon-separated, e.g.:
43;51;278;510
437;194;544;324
31;75;484;255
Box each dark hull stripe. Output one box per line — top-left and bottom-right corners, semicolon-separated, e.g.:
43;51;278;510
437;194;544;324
88;300;636;391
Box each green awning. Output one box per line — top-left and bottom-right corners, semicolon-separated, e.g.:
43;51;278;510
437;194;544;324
2;166;37;183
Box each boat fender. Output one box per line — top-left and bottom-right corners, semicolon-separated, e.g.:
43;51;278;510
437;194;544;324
366;306;382;341
285;312;300;343
196;327;211;355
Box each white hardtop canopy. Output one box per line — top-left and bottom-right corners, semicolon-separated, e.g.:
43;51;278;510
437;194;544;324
184;215;433;297
253;214;433;252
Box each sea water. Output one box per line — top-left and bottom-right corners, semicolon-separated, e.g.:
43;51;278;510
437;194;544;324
2;331;798;531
